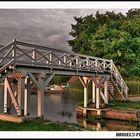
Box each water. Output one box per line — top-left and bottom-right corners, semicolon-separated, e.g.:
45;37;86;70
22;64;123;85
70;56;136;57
0;87;140;131
0;88;84;123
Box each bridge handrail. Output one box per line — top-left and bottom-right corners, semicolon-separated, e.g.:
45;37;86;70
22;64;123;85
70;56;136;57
16;40;111;62
111;60;128;95
0;39;128;98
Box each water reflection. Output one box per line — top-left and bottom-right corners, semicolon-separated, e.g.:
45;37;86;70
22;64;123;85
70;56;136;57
1;87;140;131
76;117;140;131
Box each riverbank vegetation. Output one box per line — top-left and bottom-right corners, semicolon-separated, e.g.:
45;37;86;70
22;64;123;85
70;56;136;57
0;118;91;131
109;100;140;109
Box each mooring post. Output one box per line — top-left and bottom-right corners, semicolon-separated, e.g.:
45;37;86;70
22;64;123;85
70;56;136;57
92;80;96;103
37;74;45;118
96;77;100;109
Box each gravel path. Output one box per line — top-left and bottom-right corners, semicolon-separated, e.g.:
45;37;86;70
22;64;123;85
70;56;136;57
128;96;140;101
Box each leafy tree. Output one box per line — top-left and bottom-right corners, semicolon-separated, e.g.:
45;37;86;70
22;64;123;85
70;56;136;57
68;9;140;77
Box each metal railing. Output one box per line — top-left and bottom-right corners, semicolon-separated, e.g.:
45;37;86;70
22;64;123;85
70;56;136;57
0;39;128;99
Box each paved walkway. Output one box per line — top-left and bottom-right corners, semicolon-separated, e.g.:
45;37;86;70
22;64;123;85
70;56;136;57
128;96;140;101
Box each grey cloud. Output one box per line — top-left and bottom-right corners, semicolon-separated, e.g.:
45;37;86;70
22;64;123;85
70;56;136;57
0;9;128;51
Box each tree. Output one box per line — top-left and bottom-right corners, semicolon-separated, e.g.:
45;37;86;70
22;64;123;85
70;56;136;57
68;9;140;77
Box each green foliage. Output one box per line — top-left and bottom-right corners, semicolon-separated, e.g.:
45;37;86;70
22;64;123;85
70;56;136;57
50;75;70;85
68;9;140;78
126;81;140;95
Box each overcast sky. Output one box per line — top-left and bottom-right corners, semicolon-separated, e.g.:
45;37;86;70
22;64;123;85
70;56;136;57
0;9;129;51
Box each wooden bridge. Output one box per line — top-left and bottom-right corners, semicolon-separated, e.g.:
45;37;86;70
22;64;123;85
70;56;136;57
0;39;128;121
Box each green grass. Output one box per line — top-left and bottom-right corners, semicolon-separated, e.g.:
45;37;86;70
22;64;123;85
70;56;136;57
0;118;89;131
109;100;140;109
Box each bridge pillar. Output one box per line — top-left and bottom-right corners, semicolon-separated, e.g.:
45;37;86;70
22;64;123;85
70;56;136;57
104;80;108;103
96;77;100;109
79;77;90;108
92;80;96;103
4;78;8;114
83;78;88;108
37;74;45;118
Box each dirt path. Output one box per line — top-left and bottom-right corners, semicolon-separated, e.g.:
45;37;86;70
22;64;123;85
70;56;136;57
128;96;140;101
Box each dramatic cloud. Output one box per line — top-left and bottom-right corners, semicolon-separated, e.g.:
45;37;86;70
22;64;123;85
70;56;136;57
0;9;128;51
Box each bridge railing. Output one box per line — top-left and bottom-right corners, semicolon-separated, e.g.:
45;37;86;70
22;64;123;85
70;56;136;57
0;39;128;98
110;61;128;98
0;40;112;72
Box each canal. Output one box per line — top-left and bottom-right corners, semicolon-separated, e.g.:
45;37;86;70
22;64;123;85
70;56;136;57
0;88;140;131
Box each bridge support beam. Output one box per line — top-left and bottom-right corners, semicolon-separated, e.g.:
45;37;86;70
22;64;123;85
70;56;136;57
79;77;90;108
37;74;45;118
92;81;96;103
3;72;31;117
4;78;8;114
95;77;100;109
104;80;108;102
83;78;88;108
28;73;45;118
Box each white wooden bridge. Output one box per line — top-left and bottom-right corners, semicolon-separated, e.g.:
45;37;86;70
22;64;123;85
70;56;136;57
0;39;128;120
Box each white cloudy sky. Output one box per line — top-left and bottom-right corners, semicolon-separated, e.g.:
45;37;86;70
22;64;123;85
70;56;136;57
0;9;129;51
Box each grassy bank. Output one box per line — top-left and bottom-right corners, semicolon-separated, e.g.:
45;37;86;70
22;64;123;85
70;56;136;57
0;118;90;131
109;100;140;109
77;99;140;109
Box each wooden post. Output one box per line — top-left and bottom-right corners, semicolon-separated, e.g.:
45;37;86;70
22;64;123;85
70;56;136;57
19;77;26;115
49;52;52;63
17;78;21;111
32;49;36;63
4;78;8;113
92;81;95;103
76;57;79;67
83;78;88;108
96;77;100;109
64;54;67;63
24;77;28;116
37;74;45;118
104;80;108;103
